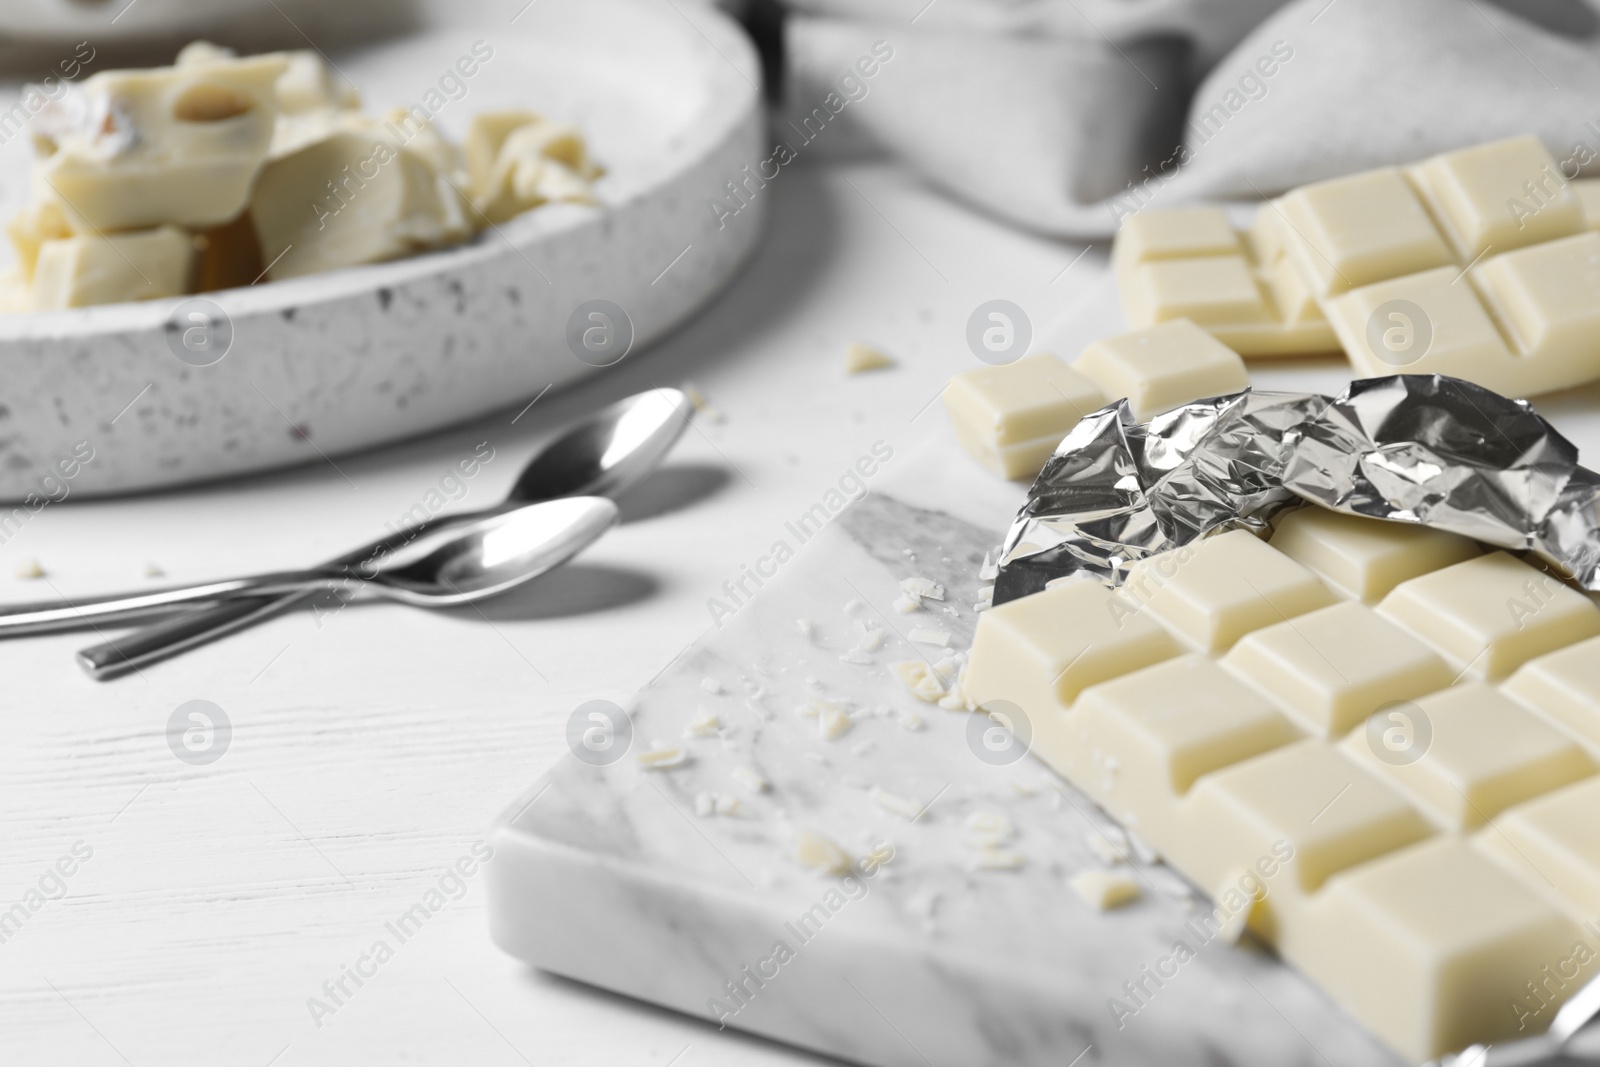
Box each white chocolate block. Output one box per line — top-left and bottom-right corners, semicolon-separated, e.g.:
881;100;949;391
1406;134;1581;261
942;354;1104;480
30;227;194;310
1063;655;1299;851
36;54;285;232
1179;739;1434;910
1299;836;1588;1062
963;579;1180;720
1377;553;1600;681
1076;655;1298;795
1071;320;1250;423
1113;208;1338;357
1114;207;1239;262
1341;683;1594;830
1119;530;1336;655
1475;232;1600;365
1505;634;1600;752
1223;601;1452;739
251;126;463;281
1268;507;1479;603
1277;167;1454;298
1330;264;1519;383
1476;777;1600;919
1122;256;1269;329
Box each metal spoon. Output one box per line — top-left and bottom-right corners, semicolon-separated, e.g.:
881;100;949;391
0;496;616;635
76;387;692;678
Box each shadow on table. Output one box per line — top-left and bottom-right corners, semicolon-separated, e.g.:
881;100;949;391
448;563;658;623
615;463;731;524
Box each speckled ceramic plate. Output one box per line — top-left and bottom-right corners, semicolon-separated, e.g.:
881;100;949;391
0;0;766;499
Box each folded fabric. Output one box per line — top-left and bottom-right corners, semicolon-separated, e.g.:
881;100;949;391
776;0;1600;238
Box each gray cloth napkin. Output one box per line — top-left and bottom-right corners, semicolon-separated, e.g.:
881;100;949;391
774;0;1600;238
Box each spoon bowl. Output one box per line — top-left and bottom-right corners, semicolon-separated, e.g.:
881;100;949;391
381;497;618;605
509;387;694;503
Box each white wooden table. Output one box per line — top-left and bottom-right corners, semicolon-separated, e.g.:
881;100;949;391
0;158;1119;1066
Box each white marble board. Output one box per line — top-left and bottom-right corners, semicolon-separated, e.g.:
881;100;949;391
483;419;1410;1067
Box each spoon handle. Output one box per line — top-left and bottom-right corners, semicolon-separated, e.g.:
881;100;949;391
77;591;312;680
0;571;334;636
71;506;510;675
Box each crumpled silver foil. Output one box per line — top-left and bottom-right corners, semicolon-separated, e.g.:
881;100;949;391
993;374;1600;605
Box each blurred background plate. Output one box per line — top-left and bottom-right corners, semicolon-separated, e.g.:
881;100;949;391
0;0;283;41
0;0;766;500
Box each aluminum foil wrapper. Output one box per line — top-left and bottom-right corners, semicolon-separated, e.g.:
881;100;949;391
993;375;1600;605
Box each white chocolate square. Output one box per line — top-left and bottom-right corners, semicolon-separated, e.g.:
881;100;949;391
1223;601;1452;739
1113;207;1240;263
1341;683;1593;829
1407;134;1582;260
1476;776;1600;918
1278;168;1453;298
1505;634;1600;752
1120;530;1336;655
1075;654;1299;796
1071;320;1250;423
1181;739;1434;897
30;226;194;310
1120;256;1270;329
1329;266;1518;385
1474;232;1600;366
942;354;1104;480
1377;553;1600;680
1268;507;1479;603
1300;836;1586;1062
963;579;1179;718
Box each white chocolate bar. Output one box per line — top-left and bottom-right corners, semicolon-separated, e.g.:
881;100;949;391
1115;136;1600;396
964;511;1600;1060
